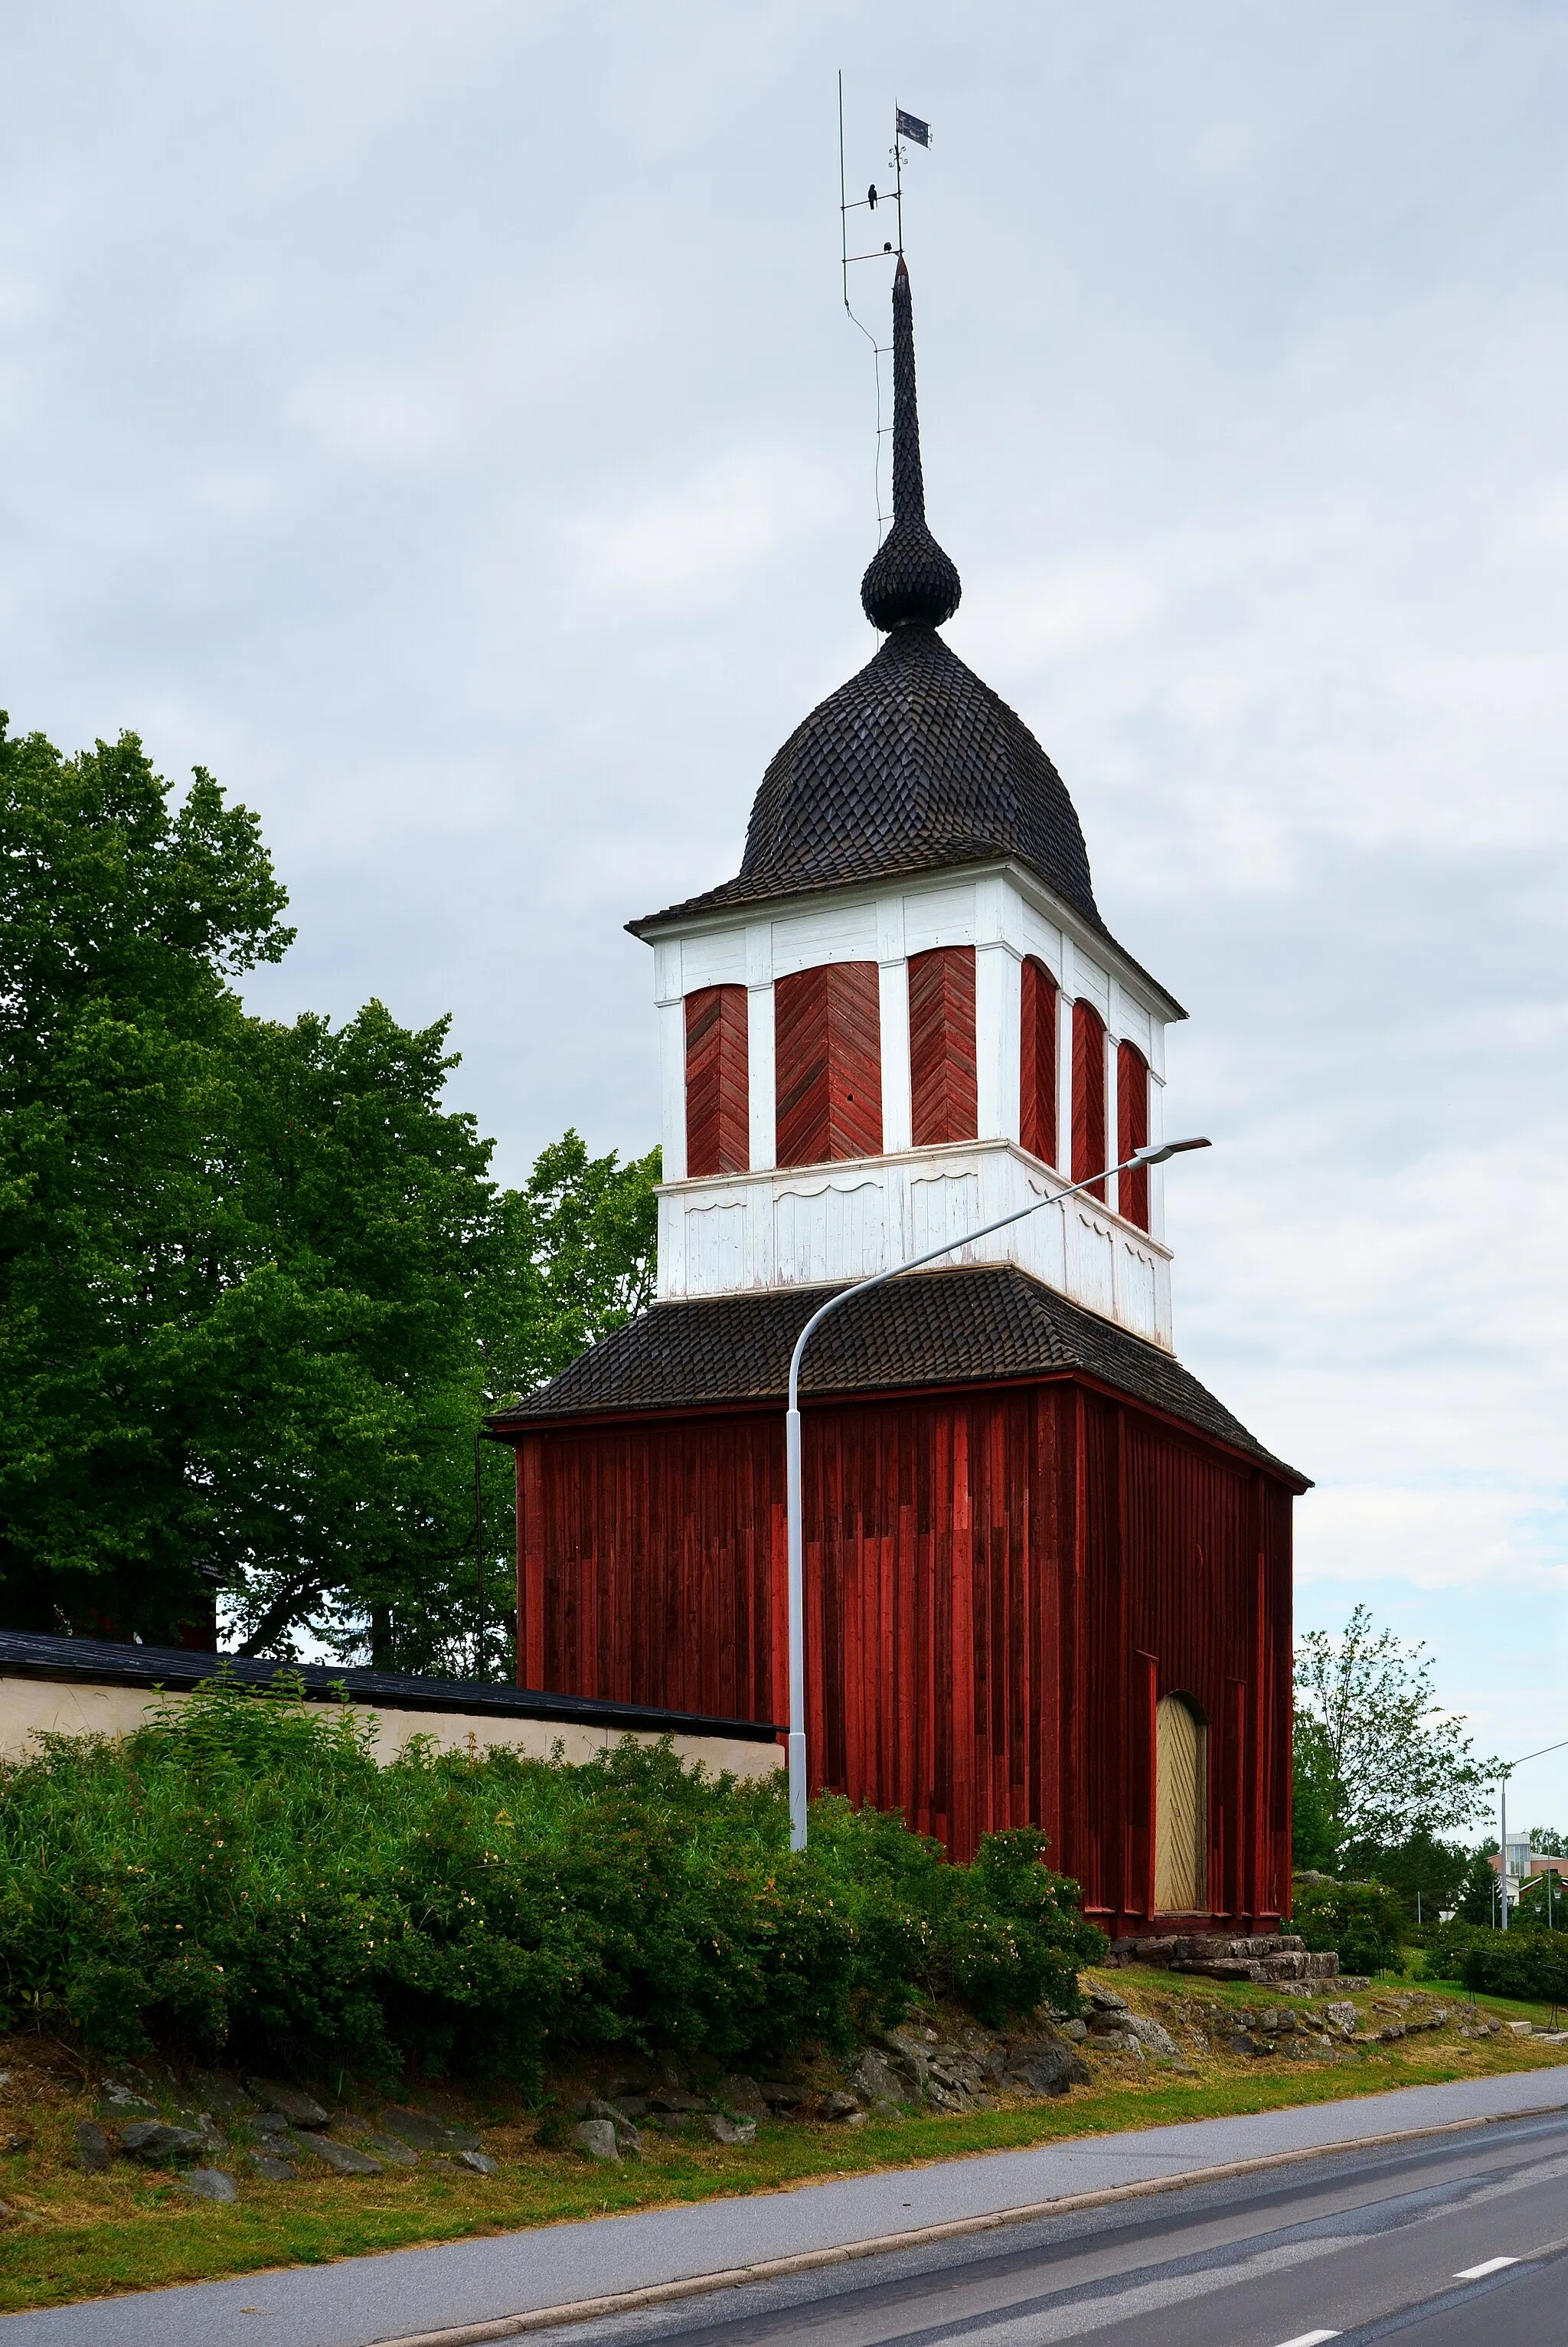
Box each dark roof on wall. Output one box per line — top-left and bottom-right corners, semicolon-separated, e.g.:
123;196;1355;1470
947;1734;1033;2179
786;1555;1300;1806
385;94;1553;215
0;1629;780;1741
488;1266;1307;1486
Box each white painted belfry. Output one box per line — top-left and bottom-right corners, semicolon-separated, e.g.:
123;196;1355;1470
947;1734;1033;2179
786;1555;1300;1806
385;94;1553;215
644;860;1183;1350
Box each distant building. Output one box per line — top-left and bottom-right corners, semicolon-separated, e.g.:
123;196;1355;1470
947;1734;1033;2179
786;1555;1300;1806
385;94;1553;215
488;259;1309;1931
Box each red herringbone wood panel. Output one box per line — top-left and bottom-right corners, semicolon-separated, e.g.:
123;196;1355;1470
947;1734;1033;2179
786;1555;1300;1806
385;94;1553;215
1117;1040;1150;1229
775;963;883;1166
1020;955;1058;1166
685;986;750;1177
909;946;978;1146
512;1385;1295;1919
1072;998;1107;1198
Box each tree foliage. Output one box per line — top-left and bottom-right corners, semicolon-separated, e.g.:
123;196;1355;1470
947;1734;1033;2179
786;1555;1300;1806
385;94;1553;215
1292;1605;1501;1874
0;717;658;1665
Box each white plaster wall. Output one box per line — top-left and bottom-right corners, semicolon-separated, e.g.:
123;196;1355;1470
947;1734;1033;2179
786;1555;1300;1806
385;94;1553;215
0;1676;782;1779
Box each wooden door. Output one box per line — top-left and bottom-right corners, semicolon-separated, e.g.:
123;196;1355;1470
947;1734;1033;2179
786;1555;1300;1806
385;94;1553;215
1154;1694;1207;1914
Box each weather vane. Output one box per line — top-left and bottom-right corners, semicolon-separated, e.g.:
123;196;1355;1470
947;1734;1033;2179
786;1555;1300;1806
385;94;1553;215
838;77;932;543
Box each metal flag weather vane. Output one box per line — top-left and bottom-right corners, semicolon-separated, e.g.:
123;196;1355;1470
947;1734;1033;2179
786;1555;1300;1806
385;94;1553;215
838;79;933;541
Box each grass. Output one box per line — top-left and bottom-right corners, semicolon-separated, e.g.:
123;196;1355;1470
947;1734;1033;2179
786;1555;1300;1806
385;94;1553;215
0;1969;1564;2316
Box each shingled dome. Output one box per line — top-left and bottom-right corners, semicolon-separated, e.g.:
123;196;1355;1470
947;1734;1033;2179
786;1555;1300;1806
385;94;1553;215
631;257;1104;938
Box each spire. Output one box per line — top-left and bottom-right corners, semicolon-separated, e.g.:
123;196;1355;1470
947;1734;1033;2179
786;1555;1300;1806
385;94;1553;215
860;256;962;631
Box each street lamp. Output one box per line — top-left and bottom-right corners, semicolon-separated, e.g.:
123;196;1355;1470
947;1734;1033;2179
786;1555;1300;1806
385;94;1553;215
782;1136;1213;1851
1498;1736;1568;1931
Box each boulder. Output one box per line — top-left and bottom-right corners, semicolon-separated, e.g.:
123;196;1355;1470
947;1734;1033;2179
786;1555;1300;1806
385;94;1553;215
717;2074;769;2119
703;2113;756;2146
98;2081;157;2122
362;2132;419;2168
120;2121;204;2166
247;2150;299;2182
760;2081;805;2107
850;2050;908;2107
1001;2041;1090;2096
291;2133;383;2176
244;2081;330;2130
822;2090;861;2120
572;2118;621;2164
1122;2015;1180;2057
1321;2002;1358;2037
646;2087;708;2114
74;2120;113;2174
456;2149;499;2174
178;2167;237;2203
190;2072;253;2120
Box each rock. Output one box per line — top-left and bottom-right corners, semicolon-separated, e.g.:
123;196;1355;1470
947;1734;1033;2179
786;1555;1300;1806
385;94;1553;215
457;2149;499;2174
655;2113;693;2137
572;2118;621;2163
760;2081;804;2107
1322;2002;1358;2037
1123;2015;1180;2057
1086;1989;1130;2012
1091;2032;1145;2058
121;2121;204;2166
195;2115;228;2158
716;2074;769;2119
606;2064;657;2096
610;2095;648;2120
1061;2018;1089;2042
179;2166;237;2202
190;2072;252;2120
1336;1976;1371;1992
868;2098;903;2120
379;2104;481;2153
362;2132;419;2168
703;2113;756;2146
851;2050;911;2108
579;2102;642;2156
250;2110;293;2137
247;2150;299;2182
98;2081;158;2122
1226;2032;1257;2058
1378;2024;1406;2042
652;2051;685;2090
0;2131;31;2154
822;2090;861;2120
877;2034;932;2102
646;2088;707;2114
1003;2041;1090;2096
292;2133;383;2176
75;2120;113;2172
244;2081;330;2130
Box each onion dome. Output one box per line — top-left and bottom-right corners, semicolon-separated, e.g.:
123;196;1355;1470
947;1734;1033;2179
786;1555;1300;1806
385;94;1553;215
631;257;1106;940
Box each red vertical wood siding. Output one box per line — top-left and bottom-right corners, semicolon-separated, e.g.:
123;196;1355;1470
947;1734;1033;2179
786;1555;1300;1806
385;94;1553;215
510;1380;1296;1927
1116;1042;1150;1228
1072;1001;1107;1198
775;963;883;1168
684;986;750;1178
1019;956;1058;1167
908;947;978;1146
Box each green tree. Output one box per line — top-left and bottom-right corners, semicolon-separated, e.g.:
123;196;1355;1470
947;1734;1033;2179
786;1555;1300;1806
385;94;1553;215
0;721;291;1639
1364;1827;1472;1923
1529;1827;1567;1856
0;717;661;1667
1292;1604;1501;1873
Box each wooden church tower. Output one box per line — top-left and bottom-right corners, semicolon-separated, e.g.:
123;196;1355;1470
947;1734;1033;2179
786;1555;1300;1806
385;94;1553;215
490;260;1306;1933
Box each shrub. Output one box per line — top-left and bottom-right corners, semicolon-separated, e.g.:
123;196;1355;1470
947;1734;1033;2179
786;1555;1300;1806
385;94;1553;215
1417;1919;1492;1983
1289;1876;1406;1976
1457;1930;1568;2007
0;1673;1105;2083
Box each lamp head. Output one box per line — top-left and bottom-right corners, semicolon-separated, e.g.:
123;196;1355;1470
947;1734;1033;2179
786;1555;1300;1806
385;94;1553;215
1135;1136;1211;1168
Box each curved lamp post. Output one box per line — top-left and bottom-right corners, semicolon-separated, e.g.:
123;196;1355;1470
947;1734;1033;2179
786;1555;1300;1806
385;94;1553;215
1498;1736;1568;1930
783;1136;1213;1851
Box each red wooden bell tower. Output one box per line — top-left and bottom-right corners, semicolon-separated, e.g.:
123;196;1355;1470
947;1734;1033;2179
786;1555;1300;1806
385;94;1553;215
489;257;1306;1933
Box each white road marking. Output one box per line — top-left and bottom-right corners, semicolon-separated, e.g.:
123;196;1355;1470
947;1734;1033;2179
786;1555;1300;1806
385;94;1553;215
1274;2332;1341;2345
1454;2256;1520;2278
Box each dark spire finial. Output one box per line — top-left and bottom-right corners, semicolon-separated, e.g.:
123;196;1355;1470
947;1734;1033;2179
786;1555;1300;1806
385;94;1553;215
860;256;962;631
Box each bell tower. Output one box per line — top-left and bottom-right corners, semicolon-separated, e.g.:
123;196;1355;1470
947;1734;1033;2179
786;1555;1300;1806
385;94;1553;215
631;259;1184;1350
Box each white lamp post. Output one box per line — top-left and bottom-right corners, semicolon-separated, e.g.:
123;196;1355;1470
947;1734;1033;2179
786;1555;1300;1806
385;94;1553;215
1498;1735;1568;1930
782;1136;1213;1852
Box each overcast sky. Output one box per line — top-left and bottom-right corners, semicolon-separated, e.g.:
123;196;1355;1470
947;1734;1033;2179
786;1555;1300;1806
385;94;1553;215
5;0;1565;1829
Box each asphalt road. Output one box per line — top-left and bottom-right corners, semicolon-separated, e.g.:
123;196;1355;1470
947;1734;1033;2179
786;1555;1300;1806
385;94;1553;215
552;2108;1568;2347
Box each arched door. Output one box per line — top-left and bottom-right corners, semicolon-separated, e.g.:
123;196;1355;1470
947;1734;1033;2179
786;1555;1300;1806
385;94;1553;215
1154;1694;1207;1914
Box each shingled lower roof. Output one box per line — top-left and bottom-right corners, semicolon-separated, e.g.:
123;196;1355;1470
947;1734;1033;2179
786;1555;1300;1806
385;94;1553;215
488;1266;1306;1485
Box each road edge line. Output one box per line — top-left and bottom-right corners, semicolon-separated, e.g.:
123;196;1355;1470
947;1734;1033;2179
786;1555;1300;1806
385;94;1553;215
373;2093;1568;2347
